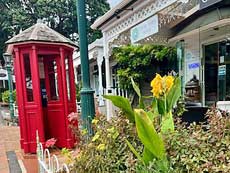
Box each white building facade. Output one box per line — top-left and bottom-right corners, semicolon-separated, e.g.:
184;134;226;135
74;0;230;119
91;0;199;119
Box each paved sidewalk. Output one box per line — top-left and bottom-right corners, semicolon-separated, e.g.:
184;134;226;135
0;126;21;173
0;106;69;173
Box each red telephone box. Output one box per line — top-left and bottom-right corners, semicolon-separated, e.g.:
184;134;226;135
5;22;78;153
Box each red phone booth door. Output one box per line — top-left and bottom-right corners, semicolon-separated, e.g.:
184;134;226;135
42;56;67;147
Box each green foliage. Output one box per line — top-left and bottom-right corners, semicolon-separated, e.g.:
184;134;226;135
112;44;177;89
104;76;181;171
72;85;230;173
61;148;73;164
103;95;135;123
2;90;16;103
166;77;181;113
0;88;8;102
131;77;145;109
165;108;230;173
0;0;110;62
72;114;142;173
75;83;82;101
134;109;165;160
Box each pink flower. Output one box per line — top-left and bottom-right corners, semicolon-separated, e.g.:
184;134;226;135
68;112;79;122
45;138;57;148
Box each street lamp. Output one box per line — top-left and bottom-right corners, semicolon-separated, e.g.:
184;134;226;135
3;52;14;120
76;0;95;134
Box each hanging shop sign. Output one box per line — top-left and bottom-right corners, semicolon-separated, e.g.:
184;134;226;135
199;0;222;10
131;15;159;44
0;69;8;80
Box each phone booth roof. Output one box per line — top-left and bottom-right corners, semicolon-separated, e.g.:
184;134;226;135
6;21;78;49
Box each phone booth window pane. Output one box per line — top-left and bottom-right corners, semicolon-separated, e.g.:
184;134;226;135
48;60;59;100
23;54;34;102
65;57;71;101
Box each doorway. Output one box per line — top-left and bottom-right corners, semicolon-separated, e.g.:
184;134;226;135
38;55;66;145
204;41;230;106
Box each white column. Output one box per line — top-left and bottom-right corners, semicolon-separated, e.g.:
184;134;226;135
74;66;78;84
103;32;112;120
97;51;105;106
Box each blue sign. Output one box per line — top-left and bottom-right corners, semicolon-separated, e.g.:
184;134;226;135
188;63;200;69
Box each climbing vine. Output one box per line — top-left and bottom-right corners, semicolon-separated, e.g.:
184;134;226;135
112;44;177;90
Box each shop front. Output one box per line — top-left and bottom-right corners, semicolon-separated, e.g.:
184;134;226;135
170;0;230;106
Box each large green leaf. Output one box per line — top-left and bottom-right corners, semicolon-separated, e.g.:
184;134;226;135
103;95;135;122
146;111;159;121
166;77;181;112
131;78;145;109
142;147;155;164
134;109;165;159
125;139;144;163
161;111;174;133
157;98;166;115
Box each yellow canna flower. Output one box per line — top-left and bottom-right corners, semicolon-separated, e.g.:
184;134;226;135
150;74;174;98
164;75;174;92
150;73;163;98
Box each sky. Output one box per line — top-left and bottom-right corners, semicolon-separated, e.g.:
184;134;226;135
107;0;122;8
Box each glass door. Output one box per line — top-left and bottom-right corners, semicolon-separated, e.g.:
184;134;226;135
219;41;230;101
204;41;230;106
204;43;218;106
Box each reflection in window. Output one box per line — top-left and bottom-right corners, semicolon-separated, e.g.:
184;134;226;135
65;57;71;100
23;54;34;102
48;60;59;100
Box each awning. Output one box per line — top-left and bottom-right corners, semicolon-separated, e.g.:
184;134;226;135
175;7;230;36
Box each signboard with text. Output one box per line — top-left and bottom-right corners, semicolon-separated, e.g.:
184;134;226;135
199;0;222;10
0;69;8;80
131;15;159;44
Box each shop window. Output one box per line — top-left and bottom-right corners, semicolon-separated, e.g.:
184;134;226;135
48;60;59;101
205;43;218;105
23;54;34;102
219;42;230;101
205;41;230;105
65;57;71;101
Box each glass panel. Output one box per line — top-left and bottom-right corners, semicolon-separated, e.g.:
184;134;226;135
23;54;34;102
205;43;218;105
48;60;59;100
226;42;230;100
219;41;230;101
65;57;71;100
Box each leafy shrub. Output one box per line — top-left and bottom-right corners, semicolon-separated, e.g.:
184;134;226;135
165;108;230;173
75;83;82;102
2;90;16;103
104;74;181;172
0;88;8;102
72;113;142;173
112;44;177;89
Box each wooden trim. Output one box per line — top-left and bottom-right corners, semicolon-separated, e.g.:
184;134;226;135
30;45;45;143
68;52;77;106
14;47;28;150
60;48;72;146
